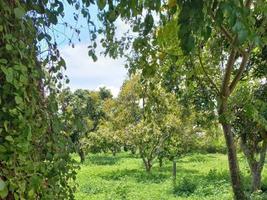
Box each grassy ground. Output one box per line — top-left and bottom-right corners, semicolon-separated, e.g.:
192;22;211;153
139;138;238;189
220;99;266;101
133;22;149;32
74;152;267;200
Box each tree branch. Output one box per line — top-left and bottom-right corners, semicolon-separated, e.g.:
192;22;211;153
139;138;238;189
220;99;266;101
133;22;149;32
217;0;253;95
240;138;254;167
229;52;249;94
209;12;246;56
221;48;237;96
197;49;220;95
258;139;267;171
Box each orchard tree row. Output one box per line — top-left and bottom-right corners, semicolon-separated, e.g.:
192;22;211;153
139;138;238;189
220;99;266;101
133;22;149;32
61;76;224;170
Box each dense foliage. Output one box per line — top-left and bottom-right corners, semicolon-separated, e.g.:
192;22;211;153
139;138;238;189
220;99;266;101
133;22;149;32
0;1;78;199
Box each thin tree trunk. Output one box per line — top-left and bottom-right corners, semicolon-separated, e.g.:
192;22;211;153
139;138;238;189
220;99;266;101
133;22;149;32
172;160;176;186
146;160;152;172
78;149;85;163
241;138;267;192
111;148;116;156
219;99;246;200
131;148;136;155
159;157;163;168
251;166;262;192
221;123;246;200
142;157;152;172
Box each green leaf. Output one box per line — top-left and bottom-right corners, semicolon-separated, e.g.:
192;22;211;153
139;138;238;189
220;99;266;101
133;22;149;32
204;26;212;41
0;179;6;191
253;36;261;46
97;0;106;10
26;126;32;141
75;3;80;10
88;50;97;61
0;59;7;64
6;69;13;83
238;30;248;44
30;175;42;190
6;44;12;51
186;35;195;53
1;68;13;83
107;10;117;22
0;181;7;199
0;145;6;153
49;13;58;25
14;7;26;19
3;121;8;132
233;21;242;32
0;188;8;199
5;136;13;142
37;33;45;41
144;14;154;35
57;2;64;13
15;96;23;105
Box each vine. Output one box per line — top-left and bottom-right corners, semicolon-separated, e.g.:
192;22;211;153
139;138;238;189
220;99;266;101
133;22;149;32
0;1;83;199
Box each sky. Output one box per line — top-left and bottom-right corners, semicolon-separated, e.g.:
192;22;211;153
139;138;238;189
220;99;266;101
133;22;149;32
60;44;127;97
57;3;128;97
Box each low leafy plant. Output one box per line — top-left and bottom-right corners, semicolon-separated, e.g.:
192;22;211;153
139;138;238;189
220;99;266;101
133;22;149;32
173;176;197;196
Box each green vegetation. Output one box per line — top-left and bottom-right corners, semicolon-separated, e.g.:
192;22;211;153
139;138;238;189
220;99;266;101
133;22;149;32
1;0;266;199
75;153;267;200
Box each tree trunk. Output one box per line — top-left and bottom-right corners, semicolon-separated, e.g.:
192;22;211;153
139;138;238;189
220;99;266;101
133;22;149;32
251;167;261;192
221;123;246;200
130;148;136;155
219;97;246;200
159;157;163;168
142;158;152;173
172;160;176;186
250;145;266;192
146;161;152;172
78;149;85;163
241;138;267;192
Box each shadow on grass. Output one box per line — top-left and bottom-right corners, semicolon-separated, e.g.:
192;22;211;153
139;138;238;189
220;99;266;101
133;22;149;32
177;153;222;164
172;169;231;197
83;154;122;166
99;168;168;183
99;165;200;184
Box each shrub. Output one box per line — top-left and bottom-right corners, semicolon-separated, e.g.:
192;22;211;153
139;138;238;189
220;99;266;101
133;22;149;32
173;176;197;196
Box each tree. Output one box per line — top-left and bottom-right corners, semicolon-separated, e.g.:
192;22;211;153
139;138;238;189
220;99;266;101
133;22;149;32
59;89;105;163
127;120;164;172
85;121;122;156
99;87;113;100
123;76;195;172
231;82;267;192
111;75;143;153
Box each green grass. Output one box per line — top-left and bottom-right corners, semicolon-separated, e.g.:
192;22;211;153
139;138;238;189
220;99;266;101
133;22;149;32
74;152;267;200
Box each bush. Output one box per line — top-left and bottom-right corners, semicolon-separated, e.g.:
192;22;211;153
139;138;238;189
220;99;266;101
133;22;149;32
250;191;267;200
173;176;197;196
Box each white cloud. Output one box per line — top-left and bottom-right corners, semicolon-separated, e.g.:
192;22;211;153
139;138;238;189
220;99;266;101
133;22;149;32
58;17;134;97
60;43;128;97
